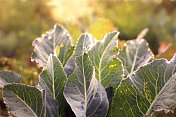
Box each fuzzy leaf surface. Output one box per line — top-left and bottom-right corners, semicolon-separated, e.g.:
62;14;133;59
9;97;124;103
64;33;93;76
32;24;74;68
118;39;153;75
3;84;58;117
88;31;123;88
39;55;67;116
0;70;21;88
110;54;176;117
64;54;109;117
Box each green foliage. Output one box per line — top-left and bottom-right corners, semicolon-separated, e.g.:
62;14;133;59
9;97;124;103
39;55;67;116
1;0;176;116
64;53;109;117
3;84;58;117
118;38;153;75
0;71;21;88
31;25;73;68
64;33;93;76
1;25;176;117
88;31;123;88
110;56;176;117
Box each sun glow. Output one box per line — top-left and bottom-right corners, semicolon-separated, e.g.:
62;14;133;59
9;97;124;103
49;0;93;23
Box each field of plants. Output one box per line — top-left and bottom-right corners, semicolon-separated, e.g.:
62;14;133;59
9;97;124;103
0;0;176;117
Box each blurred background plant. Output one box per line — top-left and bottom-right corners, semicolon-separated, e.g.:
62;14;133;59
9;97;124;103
0;0;176;116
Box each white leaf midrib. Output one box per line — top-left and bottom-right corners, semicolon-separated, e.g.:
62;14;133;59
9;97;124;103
51;56;56;100
145;71;176;115
5;88;38;117
130;44;139;74
98;35;116;83
82;55;87;112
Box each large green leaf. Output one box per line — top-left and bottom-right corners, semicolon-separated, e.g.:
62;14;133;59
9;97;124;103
31;24;74;68
0;70;21;88
118;39;153;76
64;53;109;117
88;31;123;88
110;54;176;117
3;84;58;117
39;54;67;116
64;33;94;76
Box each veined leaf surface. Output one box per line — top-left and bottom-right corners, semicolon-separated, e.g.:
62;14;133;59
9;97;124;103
64;54;109;117
88;32;123;88
0;70;21;88
3;84;58;117
39;55;66;116
110;54;176;117
64;33;93;76
118;39;153;75
32;24;74;68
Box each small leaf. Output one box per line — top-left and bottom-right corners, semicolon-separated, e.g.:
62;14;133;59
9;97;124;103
88;31;123;88
3;84;58;117
136;28;149;40
110;54;176;117
64;33;94;76
39;55;66;116
0;70;21;88
31;24;74;68
64;53;109;117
